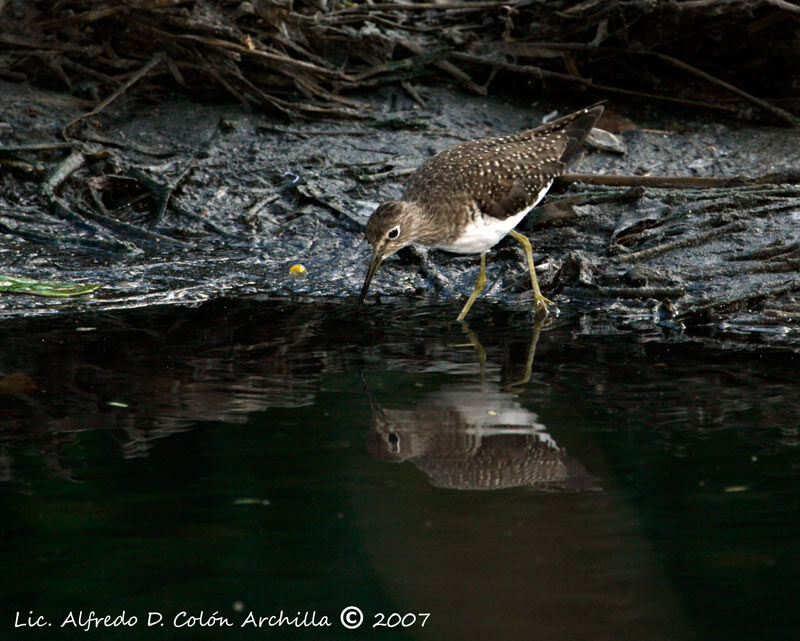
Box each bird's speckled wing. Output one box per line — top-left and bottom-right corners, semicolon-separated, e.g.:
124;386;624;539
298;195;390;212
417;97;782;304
403;105;603;223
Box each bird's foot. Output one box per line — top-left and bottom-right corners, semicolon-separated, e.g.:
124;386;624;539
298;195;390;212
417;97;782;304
533;294;556;317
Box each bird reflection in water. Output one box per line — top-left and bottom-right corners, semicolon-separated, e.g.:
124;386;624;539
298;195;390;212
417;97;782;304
365;319;599;492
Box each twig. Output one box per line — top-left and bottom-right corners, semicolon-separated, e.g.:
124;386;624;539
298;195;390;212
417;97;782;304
62;52;165;139
401;81;427;107
558;171;800;189
609;220;748;264
676;0;800;13
358;167;417;183
198;54;253;110
296;181;365;231
0;157;46;177
693;259;800;280
154;166;192;226
503;41;794;116
351;49;450;82
143;26;353;81
586;82;738;113
730;242;800;262
595;285;686;299
38;150;137;252
293;74;367;110
0;142;74;152
246;194;279;218
450;51;589;85
451;51;742;112
331;1;526;13
60;58;120;86
38;3;127;27
399;40;485;95
233;68;366;119
651;52;800;127
676;279;800;323
494;188;641;226
398;246;457;296
0;217;130;252
85;185;187;247
39;150;86;202
126;166;236;238
79;133;176;157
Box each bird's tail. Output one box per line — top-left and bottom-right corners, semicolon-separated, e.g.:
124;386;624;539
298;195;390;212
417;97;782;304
558;102;605;163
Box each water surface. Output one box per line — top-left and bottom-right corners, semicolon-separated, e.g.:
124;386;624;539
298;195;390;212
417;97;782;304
2;300;799;640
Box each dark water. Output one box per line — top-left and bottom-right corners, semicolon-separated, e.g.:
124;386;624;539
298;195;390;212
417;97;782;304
2;300;799;641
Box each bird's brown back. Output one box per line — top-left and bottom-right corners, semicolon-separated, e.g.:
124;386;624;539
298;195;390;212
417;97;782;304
403;104;604;225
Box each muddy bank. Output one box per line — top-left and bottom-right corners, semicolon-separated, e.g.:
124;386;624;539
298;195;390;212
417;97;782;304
1;79;799;347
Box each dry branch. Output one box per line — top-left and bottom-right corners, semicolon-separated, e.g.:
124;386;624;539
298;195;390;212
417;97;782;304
38;151;138;252
559;170;800;189
651;52;800;127
63;52;166;138
609;220;748;264
676;279;800;323
0;1;795;123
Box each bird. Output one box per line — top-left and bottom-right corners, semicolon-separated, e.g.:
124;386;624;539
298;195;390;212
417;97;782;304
358;103;604;320
365;382;600;492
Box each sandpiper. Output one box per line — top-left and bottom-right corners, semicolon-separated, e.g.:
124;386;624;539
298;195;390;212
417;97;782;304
358;103;604;320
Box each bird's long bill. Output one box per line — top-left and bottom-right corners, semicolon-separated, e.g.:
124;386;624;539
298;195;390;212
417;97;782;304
358;253;384;306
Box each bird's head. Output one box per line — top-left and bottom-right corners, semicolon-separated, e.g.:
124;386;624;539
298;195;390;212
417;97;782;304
359;200;423;305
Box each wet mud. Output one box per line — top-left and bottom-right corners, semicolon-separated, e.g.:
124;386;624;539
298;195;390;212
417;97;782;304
1;79;799;348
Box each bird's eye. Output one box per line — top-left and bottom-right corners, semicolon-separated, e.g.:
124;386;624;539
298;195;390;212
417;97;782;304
387;226;400;240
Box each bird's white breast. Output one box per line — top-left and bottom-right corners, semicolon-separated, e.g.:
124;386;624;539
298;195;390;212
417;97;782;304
432;180;553;255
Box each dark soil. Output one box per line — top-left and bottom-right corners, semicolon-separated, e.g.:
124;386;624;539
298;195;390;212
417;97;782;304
1;79;799;348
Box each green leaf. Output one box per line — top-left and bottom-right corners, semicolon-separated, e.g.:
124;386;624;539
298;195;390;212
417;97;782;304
0;274;101;298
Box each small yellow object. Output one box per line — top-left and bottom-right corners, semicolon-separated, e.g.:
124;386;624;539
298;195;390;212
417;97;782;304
289;264;307;275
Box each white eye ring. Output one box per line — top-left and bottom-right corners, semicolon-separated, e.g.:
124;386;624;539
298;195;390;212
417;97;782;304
387;226;400;240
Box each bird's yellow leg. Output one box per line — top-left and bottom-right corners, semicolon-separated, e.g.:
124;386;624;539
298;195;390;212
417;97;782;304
509;229;554;314
457;319;487;384
456;252;486;321
508;314;544;390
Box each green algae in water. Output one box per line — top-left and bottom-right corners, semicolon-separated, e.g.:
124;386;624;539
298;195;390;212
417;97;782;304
0;274;100;297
